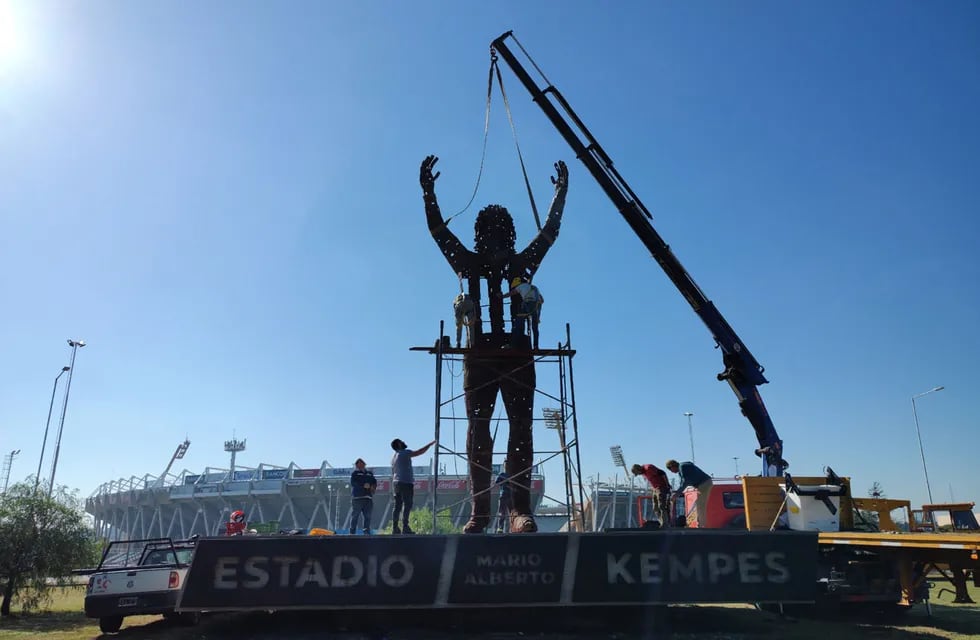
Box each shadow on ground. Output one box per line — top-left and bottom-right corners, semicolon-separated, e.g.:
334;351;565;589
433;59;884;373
2;602;978;640
124;604;980;640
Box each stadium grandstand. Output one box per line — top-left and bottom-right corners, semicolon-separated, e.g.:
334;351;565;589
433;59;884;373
86;460;546;540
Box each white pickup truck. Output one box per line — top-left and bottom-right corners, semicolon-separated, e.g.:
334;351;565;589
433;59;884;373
83;538;197;633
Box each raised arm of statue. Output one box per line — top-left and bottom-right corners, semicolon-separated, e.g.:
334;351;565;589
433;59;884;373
421;155;474;274
517;161;568;276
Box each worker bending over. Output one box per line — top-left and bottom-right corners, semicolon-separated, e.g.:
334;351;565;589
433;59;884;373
631;463;672;527
665;459;713;528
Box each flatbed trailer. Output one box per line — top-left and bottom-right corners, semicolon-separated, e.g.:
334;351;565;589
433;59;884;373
742;476;980;607
818;531;980;606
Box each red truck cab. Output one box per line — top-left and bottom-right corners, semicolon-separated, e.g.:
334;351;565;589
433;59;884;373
637;478;747;529
681;479;746;529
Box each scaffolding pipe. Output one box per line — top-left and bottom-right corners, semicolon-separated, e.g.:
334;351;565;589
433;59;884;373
566;324;587;530
433;321;444;534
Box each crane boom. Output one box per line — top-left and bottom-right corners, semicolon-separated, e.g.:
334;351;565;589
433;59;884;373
491;31;785;476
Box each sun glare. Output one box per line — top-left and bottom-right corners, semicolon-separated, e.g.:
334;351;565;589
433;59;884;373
0;1;28;72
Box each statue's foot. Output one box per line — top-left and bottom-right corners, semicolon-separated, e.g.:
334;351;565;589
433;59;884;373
463;516;490;534
510;513;538;533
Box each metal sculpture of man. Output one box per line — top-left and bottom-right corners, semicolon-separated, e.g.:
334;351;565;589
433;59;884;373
420;154;568;533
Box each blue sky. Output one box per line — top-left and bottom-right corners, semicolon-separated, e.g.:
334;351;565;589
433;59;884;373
2;1;978;511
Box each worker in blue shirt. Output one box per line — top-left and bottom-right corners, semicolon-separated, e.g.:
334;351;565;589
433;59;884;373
665;459;713;528
350;458;377;534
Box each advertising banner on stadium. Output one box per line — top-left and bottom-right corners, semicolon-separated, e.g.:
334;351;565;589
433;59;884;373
184;475;201;485
261;469;288;480
293;469;321;478
233;470;256;481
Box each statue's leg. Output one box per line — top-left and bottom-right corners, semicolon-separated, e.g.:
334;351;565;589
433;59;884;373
500;357;537;533
462;355;500;534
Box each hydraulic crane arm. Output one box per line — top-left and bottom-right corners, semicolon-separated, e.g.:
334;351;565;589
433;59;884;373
491;31;785;476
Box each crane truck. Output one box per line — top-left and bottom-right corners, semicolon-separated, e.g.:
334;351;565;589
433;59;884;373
490;31;979;611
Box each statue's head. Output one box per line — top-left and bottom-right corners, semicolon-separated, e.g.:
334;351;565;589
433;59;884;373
474;205;516;255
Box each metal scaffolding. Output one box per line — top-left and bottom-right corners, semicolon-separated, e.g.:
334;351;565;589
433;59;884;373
411;322;586;532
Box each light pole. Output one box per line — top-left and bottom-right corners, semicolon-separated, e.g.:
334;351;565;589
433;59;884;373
911;385;944;505
35;366;71;494
610;445;632;527
49;339;85;496
683;412;695;462
2;450;21;494
733;456;740;477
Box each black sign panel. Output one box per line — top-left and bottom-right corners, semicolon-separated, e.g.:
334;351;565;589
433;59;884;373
573;530;816;603
179;536;445;609
178;530;817;611
449;535;567;604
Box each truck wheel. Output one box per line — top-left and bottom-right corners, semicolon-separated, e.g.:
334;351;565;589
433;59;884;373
99;616;124;633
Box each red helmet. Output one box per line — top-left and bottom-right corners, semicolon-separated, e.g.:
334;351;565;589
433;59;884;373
230;510;246;524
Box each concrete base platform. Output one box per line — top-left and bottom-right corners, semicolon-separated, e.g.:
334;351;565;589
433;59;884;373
177;530;818;612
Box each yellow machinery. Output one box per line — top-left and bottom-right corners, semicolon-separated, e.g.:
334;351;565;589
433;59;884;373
742;477;980;606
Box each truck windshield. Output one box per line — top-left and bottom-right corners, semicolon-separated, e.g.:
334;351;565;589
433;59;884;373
98;540;193;569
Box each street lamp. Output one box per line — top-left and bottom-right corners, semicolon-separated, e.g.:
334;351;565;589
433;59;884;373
35;366;71;494
911;386;944;505
683;412;695;462
733;456;740;477
609;445;632;527
49;339;85;496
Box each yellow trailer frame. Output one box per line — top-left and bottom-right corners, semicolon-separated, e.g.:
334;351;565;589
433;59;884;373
742;476;980;606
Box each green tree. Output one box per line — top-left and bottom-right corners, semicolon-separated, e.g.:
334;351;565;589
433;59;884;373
0;481;98;616
868;482;885;499
854;482;887;531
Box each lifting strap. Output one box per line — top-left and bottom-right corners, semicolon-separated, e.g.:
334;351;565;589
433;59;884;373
494;58;542;231
446;50;543;232
444;53;496;225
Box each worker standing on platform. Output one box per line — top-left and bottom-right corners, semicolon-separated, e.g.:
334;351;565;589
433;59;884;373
390;438;436;534
350;458;377;535
507;276;543;349
494;469;512;533
666;459;713;528
453;273;477;348
631;463;672;527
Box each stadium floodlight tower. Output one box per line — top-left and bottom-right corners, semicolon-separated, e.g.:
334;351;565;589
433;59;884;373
224;437;246;477
2;449;21;494
609;445;632;527
156;438;191;487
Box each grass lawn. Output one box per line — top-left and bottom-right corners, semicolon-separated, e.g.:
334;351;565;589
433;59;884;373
0;583;976;639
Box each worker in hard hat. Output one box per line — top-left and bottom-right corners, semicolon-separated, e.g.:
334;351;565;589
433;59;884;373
506;275;543;349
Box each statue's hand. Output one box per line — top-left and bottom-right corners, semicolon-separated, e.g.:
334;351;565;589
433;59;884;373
420;155;441;192
551;160;568;194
